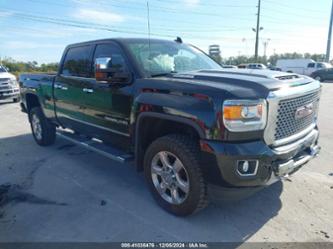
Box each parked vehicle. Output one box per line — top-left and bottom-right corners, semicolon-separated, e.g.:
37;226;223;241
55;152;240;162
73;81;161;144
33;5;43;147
237;64;247;69
247;63;267;69
0;65;20;102
310;68;333;82
19;38;321;216
276;59;332;76
222;65;237;69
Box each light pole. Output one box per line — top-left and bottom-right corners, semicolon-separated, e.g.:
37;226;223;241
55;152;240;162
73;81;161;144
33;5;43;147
263;38;271;58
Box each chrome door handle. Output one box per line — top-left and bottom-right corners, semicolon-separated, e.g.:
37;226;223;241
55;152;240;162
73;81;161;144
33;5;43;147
83;88;94;93
55;84;68;90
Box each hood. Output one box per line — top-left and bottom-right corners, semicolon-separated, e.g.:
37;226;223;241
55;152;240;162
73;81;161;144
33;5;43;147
170;69;314;92
0;72;16;80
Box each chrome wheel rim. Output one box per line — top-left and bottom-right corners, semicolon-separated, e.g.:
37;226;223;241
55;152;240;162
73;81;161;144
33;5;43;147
315;76;321;81
32;114;42;140
151;151;190;205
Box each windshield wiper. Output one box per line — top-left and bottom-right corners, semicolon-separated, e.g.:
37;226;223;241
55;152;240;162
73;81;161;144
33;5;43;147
150;71;178;78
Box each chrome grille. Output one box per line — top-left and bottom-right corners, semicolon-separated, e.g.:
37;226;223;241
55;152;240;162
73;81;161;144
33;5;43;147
0;82;11;92
275;90;320;141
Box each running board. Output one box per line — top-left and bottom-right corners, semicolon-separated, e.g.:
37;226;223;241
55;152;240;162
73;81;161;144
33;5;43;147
56;130;134;163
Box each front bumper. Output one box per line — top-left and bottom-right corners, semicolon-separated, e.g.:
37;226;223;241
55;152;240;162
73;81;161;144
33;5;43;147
201;128;320;188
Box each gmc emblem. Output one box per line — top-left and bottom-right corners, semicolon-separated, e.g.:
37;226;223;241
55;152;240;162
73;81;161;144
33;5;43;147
295;103;314;120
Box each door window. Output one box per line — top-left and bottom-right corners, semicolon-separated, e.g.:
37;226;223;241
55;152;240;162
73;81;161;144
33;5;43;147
62;46;93;77
307;63;315;68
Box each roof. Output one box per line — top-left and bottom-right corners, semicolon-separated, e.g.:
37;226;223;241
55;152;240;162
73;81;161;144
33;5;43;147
66;37;176;48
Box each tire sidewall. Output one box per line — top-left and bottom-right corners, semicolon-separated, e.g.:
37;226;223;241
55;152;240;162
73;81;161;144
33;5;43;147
29;107;55;146
144;136;206;216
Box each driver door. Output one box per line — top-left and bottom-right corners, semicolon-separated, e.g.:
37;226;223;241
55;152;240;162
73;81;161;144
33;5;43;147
80;42;133;146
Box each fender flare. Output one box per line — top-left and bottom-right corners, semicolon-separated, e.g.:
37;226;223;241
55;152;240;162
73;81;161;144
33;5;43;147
134;112;206;170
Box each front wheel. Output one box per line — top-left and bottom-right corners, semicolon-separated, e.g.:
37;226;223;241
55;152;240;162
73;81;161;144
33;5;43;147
314;76;323;82
29;107;56;146
144;134;208;216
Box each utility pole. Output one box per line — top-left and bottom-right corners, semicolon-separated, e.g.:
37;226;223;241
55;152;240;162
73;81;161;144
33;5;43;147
255;0;262;62
326;0;333;62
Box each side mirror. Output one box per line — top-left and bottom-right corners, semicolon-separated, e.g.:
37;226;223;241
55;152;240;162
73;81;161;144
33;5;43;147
95;57;131;84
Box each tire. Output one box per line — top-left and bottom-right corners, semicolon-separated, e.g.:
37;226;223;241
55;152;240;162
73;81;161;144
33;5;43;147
13;97;20;103
144;134;208;216
314;76;323;82
29;107;56;146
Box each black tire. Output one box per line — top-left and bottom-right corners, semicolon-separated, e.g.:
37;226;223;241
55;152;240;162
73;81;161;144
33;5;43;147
13;97;20;103
29;107;56;146
314;76;324;82
144;134;208;216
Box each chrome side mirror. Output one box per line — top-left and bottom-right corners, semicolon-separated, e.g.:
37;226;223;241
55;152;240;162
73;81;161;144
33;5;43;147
95;57;112;82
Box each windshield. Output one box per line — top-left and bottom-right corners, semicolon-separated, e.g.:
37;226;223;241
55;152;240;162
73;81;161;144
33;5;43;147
317;62;332;69
125;40;222;76
0;66;7;73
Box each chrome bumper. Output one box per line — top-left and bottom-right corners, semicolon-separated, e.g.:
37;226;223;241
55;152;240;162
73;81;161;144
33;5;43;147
275;144;320;177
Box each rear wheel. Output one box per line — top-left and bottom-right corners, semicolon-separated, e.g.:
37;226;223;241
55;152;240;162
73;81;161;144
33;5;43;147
29;107;56;146
144;134;208;216
13;97;20;103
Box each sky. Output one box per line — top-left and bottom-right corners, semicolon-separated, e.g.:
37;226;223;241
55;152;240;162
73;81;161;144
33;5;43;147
0;0;331;64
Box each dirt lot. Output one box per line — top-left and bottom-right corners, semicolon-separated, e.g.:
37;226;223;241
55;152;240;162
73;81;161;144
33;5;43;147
0;83;332;243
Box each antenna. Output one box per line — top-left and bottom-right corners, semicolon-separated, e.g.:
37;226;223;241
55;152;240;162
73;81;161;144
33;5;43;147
146;1;152;73
146;1;151;54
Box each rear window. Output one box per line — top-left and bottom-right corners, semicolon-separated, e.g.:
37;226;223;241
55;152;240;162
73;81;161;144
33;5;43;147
62;45;93;77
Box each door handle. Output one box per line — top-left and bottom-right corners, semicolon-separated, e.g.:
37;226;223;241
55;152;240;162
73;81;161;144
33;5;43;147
83;88;94;93
54;84;68;90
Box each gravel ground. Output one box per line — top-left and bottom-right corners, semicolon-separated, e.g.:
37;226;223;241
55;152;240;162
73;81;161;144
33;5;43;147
0;83;332;243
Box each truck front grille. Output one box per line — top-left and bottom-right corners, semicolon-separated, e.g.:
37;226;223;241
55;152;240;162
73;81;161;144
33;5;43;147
0;82;11;92
275;90;320;141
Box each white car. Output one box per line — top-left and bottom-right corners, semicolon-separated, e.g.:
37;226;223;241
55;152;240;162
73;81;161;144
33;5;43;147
246;63;267;69
0;65;20;102
276;59;332;76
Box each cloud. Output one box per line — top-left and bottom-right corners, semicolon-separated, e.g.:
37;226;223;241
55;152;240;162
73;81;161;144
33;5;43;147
183;0;200;7
0;11;13;18
73;9;125;24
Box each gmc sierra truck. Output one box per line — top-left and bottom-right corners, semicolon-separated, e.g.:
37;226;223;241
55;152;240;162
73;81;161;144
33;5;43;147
19;38;321;216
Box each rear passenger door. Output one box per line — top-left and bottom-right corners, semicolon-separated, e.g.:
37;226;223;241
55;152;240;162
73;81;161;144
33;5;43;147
54;45;94;131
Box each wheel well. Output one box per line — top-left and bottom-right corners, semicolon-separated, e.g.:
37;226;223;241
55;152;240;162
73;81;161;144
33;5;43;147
135;117;201;171
25;93;41;114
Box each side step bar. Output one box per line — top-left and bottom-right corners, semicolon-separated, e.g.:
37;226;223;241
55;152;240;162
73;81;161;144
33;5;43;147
56;129;134;163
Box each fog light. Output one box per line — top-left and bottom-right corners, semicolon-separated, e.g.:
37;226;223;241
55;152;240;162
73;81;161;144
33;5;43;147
237;160;259;176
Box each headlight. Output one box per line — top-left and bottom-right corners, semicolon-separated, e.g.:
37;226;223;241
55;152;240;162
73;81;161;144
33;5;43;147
223;99;267;132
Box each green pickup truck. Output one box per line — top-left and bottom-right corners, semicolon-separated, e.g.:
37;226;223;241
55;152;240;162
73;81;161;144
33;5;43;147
19;38;321;216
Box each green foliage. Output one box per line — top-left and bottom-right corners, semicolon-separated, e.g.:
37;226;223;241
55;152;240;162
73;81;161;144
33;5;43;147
223;53;326;66
0;57;58;77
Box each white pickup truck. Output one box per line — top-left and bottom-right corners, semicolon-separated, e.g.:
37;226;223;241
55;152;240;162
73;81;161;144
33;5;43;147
276;59;332;76
0;65;20;102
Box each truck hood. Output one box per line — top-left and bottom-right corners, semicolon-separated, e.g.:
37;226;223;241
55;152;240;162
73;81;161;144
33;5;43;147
0;72;16;80
170;69;314;93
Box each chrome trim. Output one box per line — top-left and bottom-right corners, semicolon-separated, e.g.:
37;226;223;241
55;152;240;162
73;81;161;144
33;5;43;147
276;145;321;177
274;124;316;147
273;129;319;155
264;80;321;146
64;116;130;137
236;160;259;177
